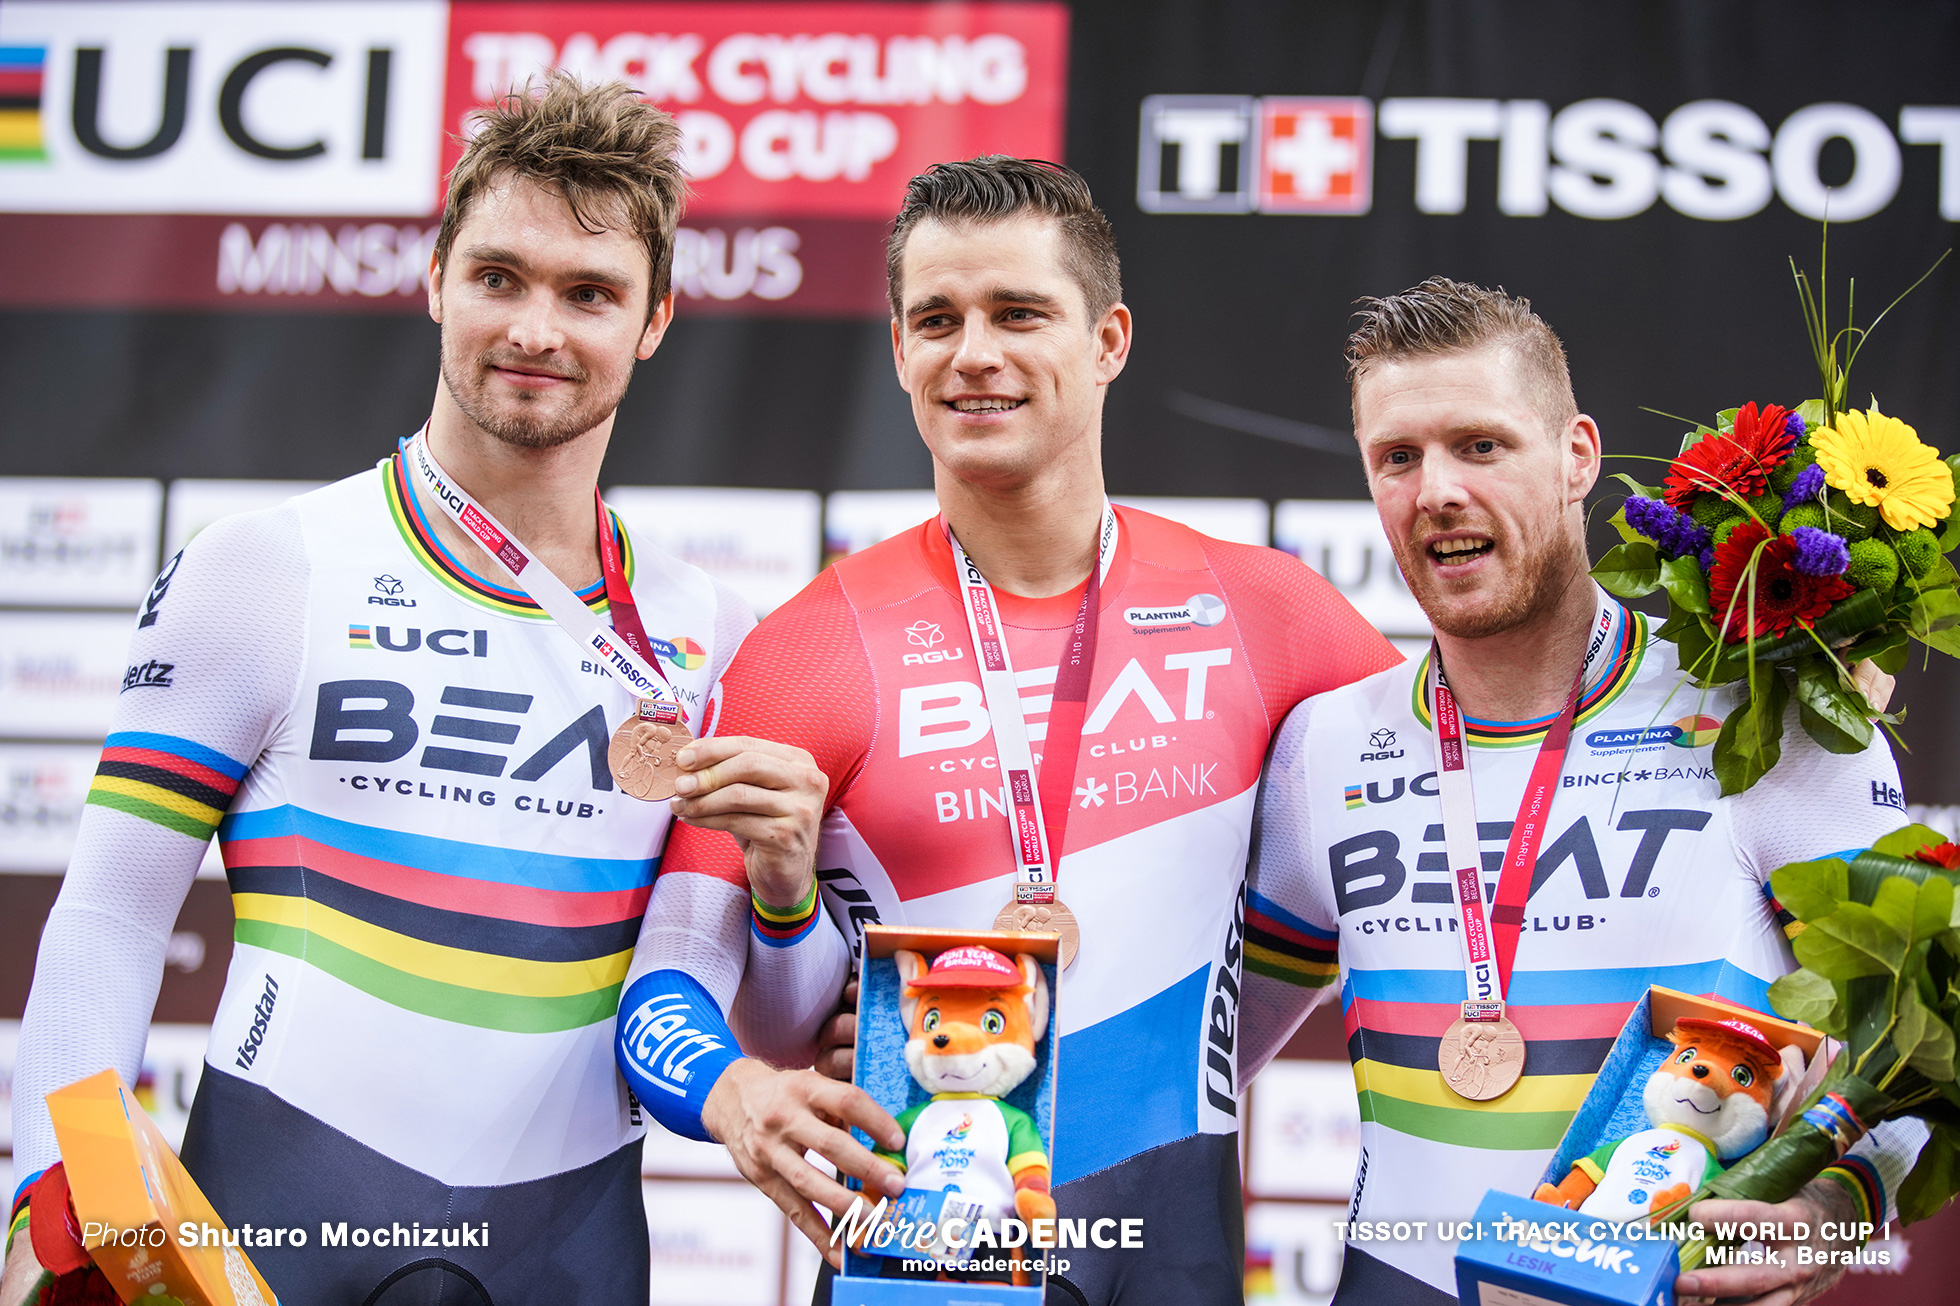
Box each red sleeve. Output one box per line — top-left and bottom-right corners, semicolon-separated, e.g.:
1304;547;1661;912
1202;539;1402;732
659;566;877;887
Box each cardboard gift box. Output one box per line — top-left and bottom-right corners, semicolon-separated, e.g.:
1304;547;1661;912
833;925;1060;1306
1454;987;1826;1306
45;1068;279;1306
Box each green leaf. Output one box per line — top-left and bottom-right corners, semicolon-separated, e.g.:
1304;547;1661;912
1592;540;1662;599
1873;824;1957;859
1909;586;1960;635
1679;426;1719;455
1609;471;1665;502
1797;399;1829;433
1659;555;1712;614
1845;628;1911;675
1905;555;1960;593
1794;661;1875;754
1873;876;1922;938
1801;901;1908;975
1772;858;1852;922
1896;1122;1960;1224
1897;984;1958;1082
1712;671;1787;795
1715;408;1740;431
1913;623;1960;658
1768;967;1840;1029
1609;506;1643;545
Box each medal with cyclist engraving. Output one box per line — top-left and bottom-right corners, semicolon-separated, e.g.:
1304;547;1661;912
609;699;694;801
993;899;1081;969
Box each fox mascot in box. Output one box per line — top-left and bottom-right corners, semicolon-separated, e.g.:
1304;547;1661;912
873;945;1054;1286
1535;1016;1784;1222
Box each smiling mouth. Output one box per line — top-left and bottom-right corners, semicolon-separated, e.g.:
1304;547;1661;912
1674;1095;1719;1115
948;398;1026;414
1430;537;1494;566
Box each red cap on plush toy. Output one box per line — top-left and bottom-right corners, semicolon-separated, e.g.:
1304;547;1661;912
1675;1016;1780;1064
920;945;1024;988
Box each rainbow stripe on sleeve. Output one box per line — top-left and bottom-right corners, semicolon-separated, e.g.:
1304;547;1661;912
751;881;821;947
87;732;248;840
1245;891;1339;989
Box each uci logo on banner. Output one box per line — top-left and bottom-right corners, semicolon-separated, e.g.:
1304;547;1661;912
0;1;447;215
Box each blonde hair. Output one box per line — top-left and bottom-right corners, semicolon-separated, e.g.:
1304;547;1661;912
436;72;688;313
1346;277;1577;430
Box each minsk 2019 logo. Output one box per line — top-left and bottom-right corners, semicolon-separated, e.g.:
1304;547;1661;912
1669;715;1723;748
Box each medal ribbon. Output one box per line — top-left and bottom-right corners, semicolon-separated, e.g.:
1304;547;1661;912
945;505;1118;905
404;429;677;714
1428;645;1586;1017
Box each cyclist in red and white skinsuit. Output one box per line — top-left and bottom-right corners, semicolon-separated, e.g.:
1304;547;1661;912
661;158;1398;1306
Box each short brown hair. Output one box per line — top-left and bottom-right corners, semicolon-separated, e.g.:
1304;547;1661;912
436;72;688;312
887;157;1122;321
1346;277;1577;430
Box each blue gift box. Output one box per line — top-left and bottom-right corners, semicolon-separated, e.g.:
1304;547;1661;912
833;925;1060;1306
1454;1190;1678;1306
1454;986;1824;1305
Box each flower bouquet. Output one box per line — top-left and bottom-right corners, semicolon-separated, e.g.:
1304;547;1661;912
1662;823;1960;1269
1593;250;1958;794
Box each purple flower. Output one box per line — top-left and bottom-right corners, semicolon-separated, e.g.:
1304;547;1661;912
1624;495;1711;561
1782;462;1825;509
1788;526;1850;577
1700;546;1716;571
1786;411;1806;439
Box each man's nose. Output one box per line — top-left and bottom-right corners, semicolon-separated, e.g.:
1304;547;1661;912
1414;454;1469;516
508;296;565;355
950;313;1004;373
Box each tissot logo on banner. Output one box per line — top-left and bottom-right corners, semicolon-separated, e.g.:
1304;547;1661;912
0;2;447;215
444;2;1068;218
1140;93;1960;221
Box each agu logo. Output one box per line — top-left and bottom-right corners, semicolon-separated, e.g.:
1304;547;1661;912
1671;715;1723;748
0;45;47;162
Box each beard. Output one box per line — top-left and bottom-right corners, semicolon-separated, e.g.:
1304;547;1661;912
439;337;630;450
1390;510;1588;641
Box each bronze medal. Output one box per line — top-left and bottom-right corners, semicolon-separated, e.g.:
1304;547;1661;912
1438;1012;1525;1101
993;898;1079;969
608;703;693;801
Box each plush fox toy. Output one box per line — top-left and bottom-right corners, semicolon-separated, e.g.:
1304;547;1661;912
876;945;1054;1283
1535;1016;1784;1222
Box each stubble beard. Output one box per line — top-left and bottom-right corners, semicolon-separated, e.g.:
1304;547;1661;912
439;337;629;451
1394;514;1588;641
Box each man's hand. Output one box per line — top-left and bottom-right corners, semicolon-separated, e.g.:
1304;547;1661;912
1;1236;50;1306
1851;658;1895;715
670;737;827;909
703;1058;907;1268
814;980;858;1082
1675;1181;1860;1305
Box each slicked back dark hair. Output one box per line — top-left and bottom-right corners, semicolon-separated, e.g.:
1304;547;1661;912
887;156;1122;322
437;71;687;316
1346;277;1578;431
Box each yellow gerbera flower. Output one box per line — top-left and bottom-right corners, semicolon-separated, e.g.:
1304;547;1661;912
1811;408;1954;530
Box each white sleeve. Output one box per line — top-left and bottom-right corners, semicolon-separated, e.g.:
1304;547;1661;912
11;507;306;1198
1240;696;1342;1086
733;898;852;1069
1731;704;1925;1224
1730;701;1906;878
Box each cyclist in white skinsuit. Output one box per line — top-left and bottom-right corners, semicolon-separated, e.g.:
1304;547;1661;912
1237;277;1927;1306
4;78;852;1306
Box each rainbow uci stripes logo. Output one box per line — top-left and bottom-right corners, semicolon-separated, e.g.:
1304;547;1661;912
0;46;47;162
348;624;374;649
1344;784;1365;810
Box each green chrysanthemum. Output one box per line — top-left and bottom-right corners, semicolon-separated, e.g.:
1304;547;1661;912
1845;537;1900;592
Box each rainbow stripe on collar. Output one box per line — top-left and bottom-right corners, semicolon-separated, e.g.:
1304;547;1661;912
382;450;630;618
1410;602;1645;748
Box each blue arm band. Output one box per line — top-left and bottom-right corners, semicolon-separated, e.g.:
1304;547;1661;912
615;969;745;1143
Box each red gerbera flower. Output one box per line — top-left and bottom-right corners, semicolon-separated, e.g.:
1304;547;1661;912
1912;841;1960;870
1662;402;1798;509
1708;519;1855;643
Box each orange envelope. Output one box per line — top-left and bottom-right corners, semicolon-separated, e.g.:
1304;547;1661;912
45;1068;278;1306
